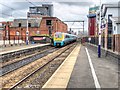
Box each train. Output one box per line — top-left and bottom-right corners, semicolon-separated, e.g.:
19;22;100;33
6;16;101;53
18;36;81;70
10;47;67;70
53;32;77;47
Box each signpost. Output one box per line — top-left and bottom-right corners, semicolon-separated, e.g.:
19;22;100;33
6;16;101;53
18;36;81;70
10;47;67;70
26;13;29;45
98;0;102;58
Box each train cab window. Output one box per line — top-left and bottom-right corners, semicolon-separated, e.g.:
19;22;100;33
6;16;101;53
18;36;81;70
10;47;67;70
65;35;70;38
55;33;62;38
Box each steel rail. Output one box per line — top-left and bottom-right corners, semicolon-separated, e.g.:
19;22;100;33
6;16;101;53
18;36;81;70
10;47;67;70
9;44;76;90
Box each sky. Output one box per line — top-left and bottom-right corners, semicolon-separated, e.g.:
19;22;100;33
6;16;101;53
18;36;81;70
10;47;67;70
0;0;119;33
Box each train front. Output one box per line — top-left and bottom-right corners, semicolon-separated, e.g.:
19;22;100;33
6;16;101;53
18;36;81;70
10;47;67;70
53;32;64;47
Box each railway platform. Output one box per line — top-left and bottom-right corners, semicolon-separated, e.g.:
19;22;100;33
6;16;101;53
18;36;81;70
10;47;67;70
0;43;50;55
42;44;119;89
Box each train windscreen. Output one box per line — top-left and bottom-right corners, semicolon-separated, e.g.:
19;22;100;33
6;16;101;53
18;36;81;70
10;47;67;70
54;32;64;41
55;32;62;38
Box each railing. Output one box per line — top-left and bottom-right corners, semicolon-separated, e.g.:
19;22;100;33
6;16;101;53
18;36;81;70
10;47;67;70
84;35;120;53
1;35;27;47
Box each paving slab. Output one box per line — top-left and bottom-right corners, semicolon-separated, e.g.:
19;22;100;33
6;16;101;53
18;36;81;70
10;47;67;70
42;45;81;88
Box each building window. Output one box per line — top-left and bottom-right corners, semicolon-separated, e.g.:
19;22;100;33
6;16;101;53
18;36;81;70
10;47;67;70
28;23;31;27
114;26;116;31
108;14;113;34
108;14;112;23
34;23;38;27
46;20;52;26
36;31;40;34
16;31;20;36
19;23;21;27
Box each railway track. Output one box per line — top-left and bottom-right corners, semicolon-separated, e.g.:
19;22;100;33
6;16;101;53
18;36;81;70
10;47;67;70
0;45;50;63
1;43;77;89
10;43;76;89
0;47;58;76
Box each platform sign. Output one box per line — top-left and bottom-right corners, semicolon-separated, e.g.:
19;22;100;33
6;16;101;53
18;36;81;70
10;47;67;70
26;32;29;35
101;24;106;29
89;6;99;14
88;37;91;41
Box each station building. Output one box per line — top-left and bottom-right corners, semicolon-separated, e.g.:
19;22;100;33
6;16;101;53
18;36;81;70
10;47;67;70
101;3;120;53
87;3;120;54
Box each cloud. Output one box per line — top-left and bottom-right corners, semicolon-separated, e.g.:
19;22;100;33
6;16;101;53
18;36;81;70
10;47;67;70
53;2;88;20
59;2;94;6
0;0;119;31
53;2;88;31
0;1;89;31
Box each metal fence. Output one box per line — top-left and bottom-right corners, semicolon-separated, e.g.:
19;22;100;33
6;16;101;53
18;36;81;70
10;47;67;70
84;35;120;53
84;36;112;49
2;35;26;46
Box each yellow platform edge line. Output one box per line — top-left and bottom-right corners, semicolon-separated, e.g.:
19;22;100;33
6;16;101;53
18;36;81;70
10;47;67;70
42;44;81;89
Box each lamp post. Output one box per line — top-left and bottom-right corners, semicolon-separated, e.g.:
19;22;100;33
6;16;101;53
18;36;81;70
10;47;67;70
26;13;29;45
83;21;84;35
98;0;102;58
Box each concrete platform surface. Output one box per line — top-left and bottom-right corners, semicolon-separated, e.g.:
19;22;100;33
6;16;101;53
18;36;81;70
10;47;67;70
0;44;50;55
42;44;81;88
68;45;118;89
42;44;119;89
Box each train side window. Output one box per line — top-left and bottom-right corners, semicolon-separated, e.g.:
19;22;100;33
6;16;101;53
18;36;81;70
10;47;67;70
65;35;67;38
65;35;70;38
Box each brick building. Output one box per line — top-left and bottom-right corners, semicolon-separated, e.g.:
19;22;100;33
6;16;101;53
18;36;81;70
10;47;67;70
1;17;68;44
87;6;99;36
0;22;13;40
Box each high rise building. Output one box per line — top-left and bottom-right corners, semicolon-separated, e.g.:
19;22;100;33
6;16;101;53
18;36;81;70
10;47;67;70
28;4;53;18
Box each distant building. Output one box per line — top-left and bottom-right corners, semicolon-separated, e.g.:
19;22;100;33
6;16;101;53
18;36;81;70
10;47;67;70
87;6;99;36
0;23;4;40
1;17;67;45
0;21;13;40
87;3;120;54
28;4;53;18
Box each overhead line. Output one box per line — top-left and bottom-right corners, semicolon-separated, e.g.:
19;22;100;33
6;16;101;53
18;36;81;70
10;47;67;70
1;13;12;17
68;28;83;29
0;3;26;17
63;20;84;22
70;22;75;28
26;0;36;7
0;3;15;10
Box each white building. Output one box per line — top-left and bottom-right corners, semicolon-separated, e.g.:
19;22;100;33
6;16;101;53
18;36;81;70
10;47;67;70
102;3;120;34
102;3;120;53
110;17;120;34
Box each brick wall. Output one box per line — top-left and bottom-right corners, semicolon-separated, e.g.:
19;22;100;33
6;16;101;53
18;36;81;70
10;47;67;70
2;17;68;41
115;34;120;53
41;17;67;36
88;17;96;36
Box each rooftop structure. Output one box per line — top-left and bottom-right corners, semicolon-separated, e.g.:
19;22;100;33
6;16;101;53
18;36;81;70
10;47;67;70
11;18;42;28
28;4;53;18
